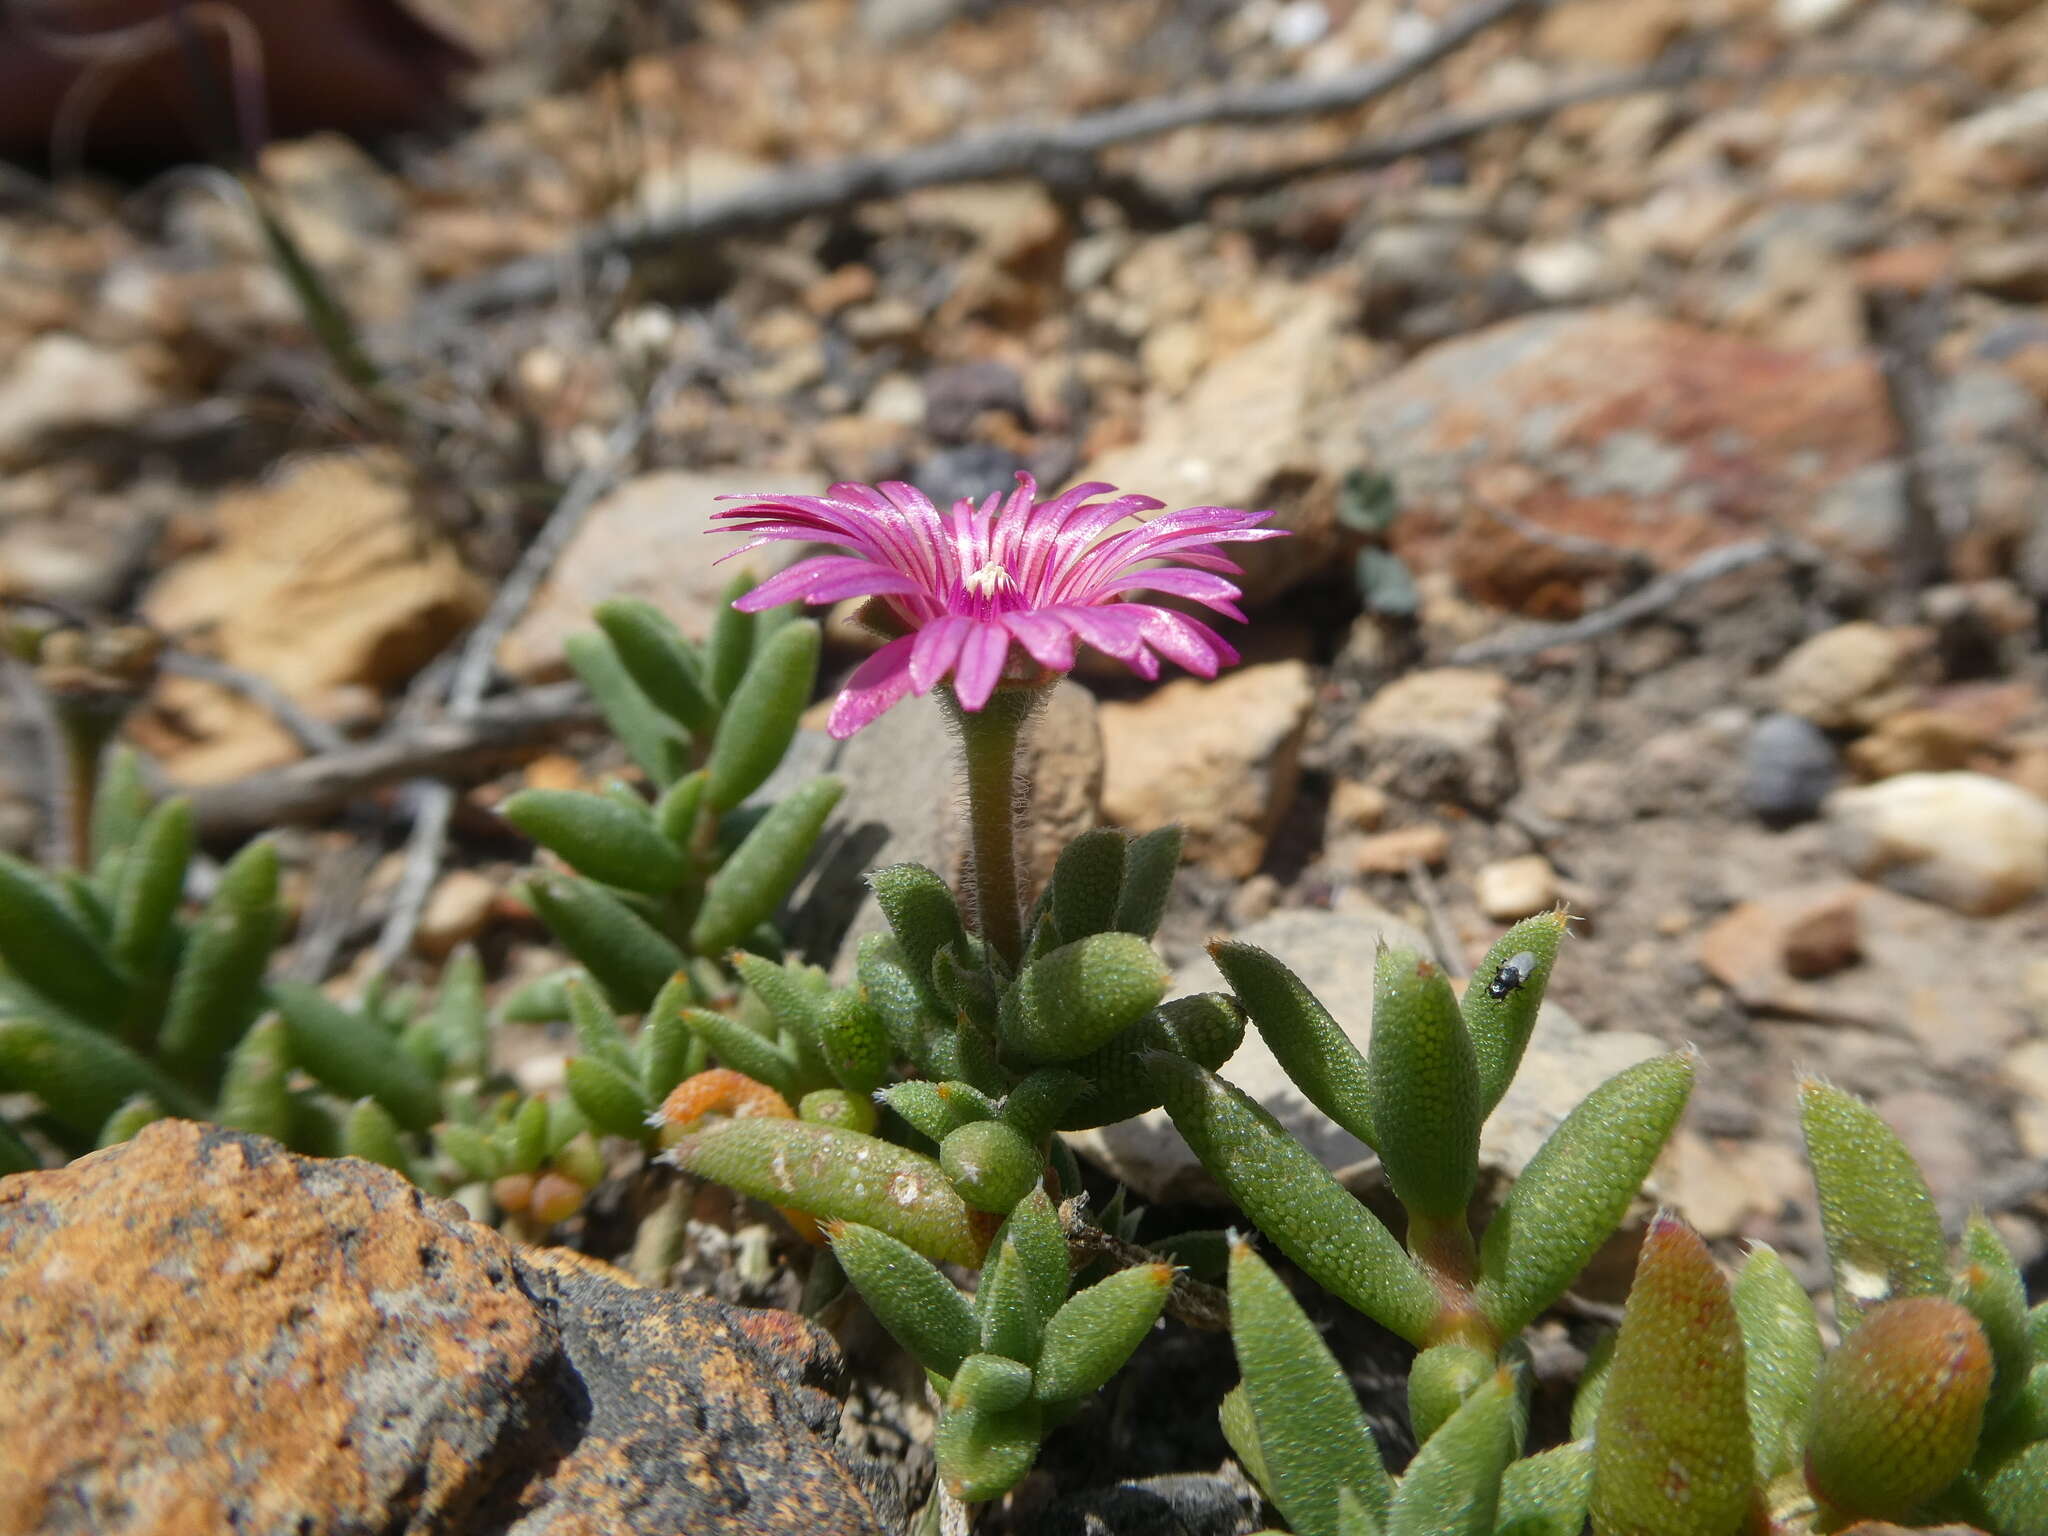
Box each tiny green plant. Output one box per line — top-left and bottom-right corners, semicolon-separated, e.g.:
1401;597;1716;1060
0;747;603;1227
500;583;843;1017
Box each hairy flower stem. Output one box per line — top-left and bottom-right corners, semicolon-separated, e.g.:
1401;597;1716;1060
944;684;1044;970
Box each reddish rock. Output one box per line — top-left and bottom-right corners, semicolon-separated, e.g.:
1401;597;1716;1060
1315;308;1895;617
0;1121;896;1536
1697;882;1868;1007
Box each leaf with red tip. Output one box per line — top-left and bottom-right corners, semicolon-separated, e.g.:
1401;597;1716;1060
1805;1296;1991;1522
1590;1213;1754;1536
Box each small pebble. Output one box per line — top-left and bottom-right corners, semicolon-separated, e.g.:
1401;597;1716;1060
1474;854;1560;922
1743;711;1837;826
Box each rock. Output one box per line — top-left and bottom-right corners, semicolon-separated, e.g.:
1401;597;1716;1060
1537;0;1686;67
1077;286;1350;605
1474;855;1561;922
416;870;501;959
141;452;487;778
0;1121;894;1536
1934;87;2048;188
2004;1041;2048;1160
857;0;970;43
1352;823;1451;874
922;359;1030;443
1098;662;1312;880
1342;667;1516;812
497;470;824;683
1769;623;1931;730
1326;779;1389;836
1658;1131;1809;1241
1844;709;1989;781
1315;308;1893;616
1775;0;1865;32
810;682;1104;977
1066;906;1665;1202
1743;712;1839;825
1963;240;2048;304
0;334;162;466
1696;882;1869;1011
1826;772;2048;916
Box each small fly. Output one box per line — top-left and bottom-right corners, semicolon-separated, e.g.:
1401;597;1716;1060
1487;950;1539;1001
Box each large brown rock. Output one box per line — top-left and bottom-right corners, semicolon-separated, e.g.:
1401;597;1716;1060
1313;307;1895;618
0;1121;897;1536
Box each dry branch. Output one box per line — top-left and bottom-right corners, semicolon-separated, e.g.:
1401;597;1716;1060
420;0;1538;321
1447;538;1820;666
188;681;598;839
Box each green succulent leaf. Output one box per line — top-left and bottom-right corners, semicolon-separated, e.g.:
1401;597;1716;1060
1953;1212;2033;1435
689;776;844;956
0;853;130;1031
525;872;688;1015
676;1006;799;1099
1960;1439;2048;1536
798;1086;877;1133
1408;1341;1495;1448
1048;828;1126;944
1569;1330;1615;1443
995;1187;1069;1321
0;1114;38;1174
1799;1077;1949;1329
1364;945;1480;1223
437;1120;500;1184
855;932;942;1060
565;974;635;1074
1386;1367;1517;1536
816;988;890;1097
428;945;489;1079
565;628;690;786
1220;1385;1272;1497
878;1079;997;1144
1228;1241;1393;1536
1475;1051;1695;1340
705;618;820;812
977;1236;1047;1364
949;1352;1034;1413
1113;825;1183;938
1053;992;1245;1131
998;1069;1087;1143
1589;1213;1752;1536
95;1092;165;1148
867;863;969;1011
272;982;440;1132
592;598;720;740
566;1052;655;1139
88;745;152;868
1151;1054;1437;1346
704;572;759;703
1496;1441;1593;1536
109;797;193;984
342;1096;414;1177
1731;1242;1824;1486
941;1120;1044;1215
0;1013;201;1139
158;838;282;1084
668;1117;988;1266
999;931;1170;1066
1210;938;1376;1152
1033;1259;1173;1405
934;1399;1042;1504
500;789;687;894
639;972;703;1101
1458;910;1568;1116
213;1014;294;1142
829;1220;979;1376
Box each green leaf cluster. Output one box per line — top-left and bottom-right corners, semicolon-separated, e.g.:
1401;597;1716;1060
504;590;842;1015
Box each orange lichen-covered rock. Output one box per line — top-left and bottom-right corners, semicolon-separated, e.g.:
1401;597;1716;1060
0;1120;898;1536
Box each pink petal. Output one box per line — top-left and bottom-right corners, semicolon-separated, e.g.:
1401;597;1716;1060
1097;566;1246;610
1135;605;1237;676
1001;609;1078;672
734;554;922;611
909;614;973;693
951;622;1012;711
827;635;917;738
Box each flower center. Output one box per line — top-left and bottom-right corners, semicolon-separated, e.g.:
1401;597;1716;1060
963;561;1018;603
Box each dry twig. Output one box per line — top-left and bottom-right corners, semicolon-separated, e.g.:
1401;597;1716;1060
1405;857;1466;975
162;650;347;756
187;681;598;839
1862;284;1959;594
421;0;1539;321
1447;538;1819;666
1058;1195;1231;1333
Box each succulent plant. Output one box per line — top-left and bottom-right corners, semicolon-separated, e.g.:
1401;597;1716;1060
500;588;843;1017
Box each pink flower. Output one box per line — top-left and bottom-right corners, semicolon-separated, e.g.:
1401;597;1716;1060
713;474;1283;738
